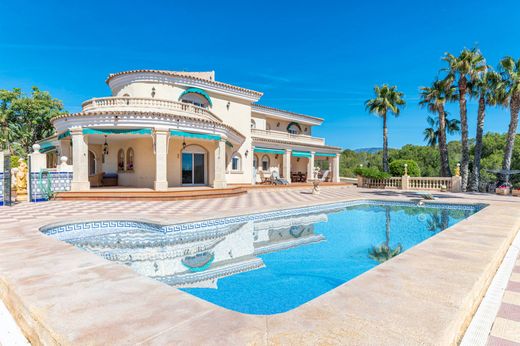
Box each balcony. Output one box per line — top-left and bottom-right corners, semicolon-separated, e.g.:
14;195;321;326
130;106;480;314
81;97;222;123
251;128;325;145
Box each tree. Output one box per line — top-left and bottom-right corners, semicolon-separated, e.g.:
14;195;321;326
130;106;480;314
389;159;420;177
443;48;486;191
423;115;460;147
469;70;503;191
498;57;520;183
419;79;456;176
0;87;65;157
364;85;406;172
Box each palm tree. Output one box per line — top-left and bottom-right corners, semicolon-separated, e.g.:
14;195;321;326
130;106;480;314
469;69;504;191
419;79;457;176
423;115;460;147
368;207;403;264
443;48;486;191
498;57;520;183
365;85;406;172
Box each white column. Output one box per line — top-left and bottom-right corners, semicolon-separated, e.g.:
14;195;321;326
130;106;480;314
283;149;291;184
213;139;227;188
307;152;315;181
59;139;72;165
71;128;90;191
332;153;340;183
154;130;169;191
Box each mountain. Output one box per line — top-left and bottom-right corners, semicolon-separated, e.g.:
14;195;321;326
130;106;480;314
353;147;383;154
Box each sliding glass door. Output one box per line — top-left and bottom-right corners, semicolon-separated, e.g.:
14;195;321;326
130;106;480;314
182;152;206;185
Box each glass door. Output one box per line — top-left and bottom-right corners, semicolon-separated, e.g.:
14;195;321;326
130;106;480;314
182;152;206;185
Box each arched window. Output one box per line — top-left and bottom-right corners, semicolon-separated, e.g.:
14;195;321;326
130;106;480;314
251;119;256;129
126;148;134;171
117;149;125;172
253;155;259;169
88;151;96;175
261;155;270;171
179;92;210;108
287;122;301;135
231;152;241;171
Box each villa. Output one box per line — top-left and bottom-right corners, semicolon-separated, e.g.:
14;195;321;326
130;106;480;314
40;70;341;191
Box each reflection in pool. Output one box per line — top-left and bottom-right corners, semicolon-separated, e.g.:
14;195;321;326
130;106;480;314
41;201;482;315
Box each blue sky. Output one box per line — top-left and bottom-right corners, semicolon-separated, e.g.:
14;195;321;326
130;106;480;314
1;0;519;150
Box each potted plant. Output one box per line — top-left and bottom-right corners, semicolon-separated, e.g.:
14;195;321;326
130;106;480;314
512;183;520;197
496;183;512;195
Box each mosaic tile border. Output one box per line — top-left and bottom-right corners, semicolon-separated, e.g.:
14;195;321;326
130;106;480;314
40;200;485;241
29;172;72;203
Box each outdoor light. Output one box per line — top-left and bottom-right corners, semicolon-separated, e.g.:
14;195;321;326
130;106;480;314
103;135;109;155
275;154;279;159
297;158;300;162
151;87;156;98
277;122;280;127
227;101;230;110
245;150;249;157
182;140;187;150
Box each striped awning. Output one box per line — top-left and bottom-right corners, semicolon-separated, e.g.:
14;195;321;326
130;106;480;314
254;147;285;155
170;130;221;141
292;150;312;158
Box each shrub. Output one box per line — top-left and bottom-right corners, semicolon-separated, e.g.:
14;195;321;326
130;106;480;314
513;182;520;190
389;159;420;177
353;166;390;179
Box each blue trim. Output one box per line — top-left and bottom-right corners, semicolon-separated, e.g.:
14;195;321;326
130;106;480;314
254;147;285;155
83;128;152;135
315;152;336;157
170;130;221;141
292;150;312;158
179;87;213;107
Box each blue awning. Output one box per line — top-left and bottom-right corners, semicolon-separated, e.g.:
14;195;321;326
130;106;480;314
170;130;221;141
83;128;152;135
179;87;213;107
254;147;285;155
39;142;56;153
57;130;71;140
292;151;312;158
315;152;336;157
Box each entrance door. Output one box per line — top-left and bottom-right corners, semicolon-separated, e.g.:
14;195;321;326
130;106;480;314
182;152;206;185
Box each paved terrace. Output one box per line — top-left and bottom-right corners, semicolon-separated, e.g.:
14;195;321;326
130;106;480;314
0;186;519;345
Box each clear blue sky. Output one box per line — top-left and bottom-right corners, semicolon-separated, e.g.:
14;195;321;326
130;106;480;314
1;0;519;150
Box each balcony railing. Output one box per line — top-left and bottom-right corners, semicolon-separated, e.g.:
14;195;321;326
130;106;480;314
251;128;325;145
81;97;221;122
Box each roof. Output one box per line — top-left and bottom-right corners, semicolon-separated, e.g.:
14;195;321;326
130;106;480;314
252;104;324;125
105;70;263;99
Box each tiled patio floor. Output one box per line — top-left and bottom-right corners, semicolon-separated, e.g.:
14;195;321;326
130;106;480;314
0;186;519;344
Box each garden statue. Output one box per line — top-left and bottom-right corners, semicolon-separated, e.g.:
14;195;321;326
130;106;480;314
15;159;28;201
312;166;321;195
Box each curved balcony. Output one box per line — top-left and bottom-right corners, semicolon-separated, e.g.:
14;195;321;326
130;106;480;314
81;97;222;123
251;128;325;145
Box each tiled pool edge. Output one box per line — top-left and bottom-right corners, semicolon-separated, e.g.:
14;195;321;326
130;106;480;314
0;194;518;344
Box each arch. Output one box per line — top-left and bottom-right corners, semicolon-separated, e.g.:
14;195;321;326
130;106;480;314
117;149;125;172
126;147;135;171
181;144;208;185
88;150;96;176
287;122;302;134
179;87;212;107
251;119;256;129
261;155;270;171
253;154;259;169
231;152;242;171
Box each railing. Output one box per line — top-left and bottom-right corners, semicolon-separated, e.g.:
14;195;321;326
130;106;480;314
409;177;453;191
357;175;461;192
81;97;221;122
251;128;325;145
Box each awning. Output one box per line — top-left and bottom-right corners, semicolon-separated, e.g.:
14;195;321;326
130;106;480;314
83;128;153;135
292;150;312;158
254;147;285;155
315;152;336;157
179;87;213;107
57;130;71;140
39;142;56;153
170;130;221;141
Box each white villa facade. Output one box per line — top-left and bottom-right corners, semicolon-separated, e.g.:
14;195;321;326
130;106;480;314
41;70;342;191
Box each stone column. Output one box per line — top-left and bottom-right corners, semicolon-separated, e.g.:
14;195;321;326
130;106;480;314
154;130;169;191
307;152;315;181
213;139;227;188
71;129;90;191
451;176;462;192
283;149;291;184
401;174;410;190
332;153;340;183
60;139;72;165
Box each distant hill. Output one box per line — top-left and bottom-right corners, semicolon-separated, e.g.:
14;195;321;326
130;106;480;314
353;147;383;154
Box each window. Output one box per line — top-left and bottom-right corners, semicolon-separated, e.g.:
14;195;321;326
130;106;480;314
231;152;241;171
251;119;256;129
261;155;270;171
287;123;301;135
117;149;125;172
88;151;96;175
253;155;259;169
126;148;134;171
180;93;209;108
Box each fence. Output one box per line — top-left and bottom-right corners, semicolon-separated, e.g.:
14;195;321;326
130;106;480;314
29;171;73;202
357;175;461;192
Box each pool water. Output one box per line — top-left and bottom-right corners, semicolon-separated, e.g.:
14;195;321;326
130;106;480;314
181;204;476;314
42;201;481;315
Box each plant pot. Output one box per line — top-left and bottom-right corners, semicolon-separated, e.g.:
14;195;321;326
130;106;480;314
496;188;511;195
512;189;520;197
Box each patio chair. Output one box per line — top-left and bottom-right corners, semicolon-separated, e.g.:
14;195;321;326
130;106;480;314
320;170;330;182
259;170;271;184
272;170;289;185
89;171;104;187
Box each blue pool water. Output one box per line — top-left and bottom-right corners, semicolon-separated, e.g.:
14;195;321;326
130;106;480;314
181;204;477;314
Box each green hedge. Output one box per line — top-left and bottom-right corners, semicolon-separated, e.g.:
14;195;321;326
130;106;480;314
389;159;420;177
353;166;391;179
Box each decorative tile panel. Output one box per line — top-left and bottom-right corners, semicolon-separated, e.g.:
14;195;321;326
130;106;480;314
30;172;72;202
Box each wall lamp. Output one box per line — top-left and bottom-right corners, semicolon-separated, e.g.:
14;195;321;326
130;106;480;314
151;87;156;98
244;150;249;157
227;101;231;110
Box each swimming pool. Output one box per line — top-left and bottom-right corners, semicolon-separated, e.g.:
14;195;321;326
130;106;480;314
41;200;483;315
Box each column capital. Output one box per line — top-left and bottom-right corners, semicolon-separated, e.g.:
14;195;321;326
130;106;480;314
154;129;170;136
70;127;83;136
